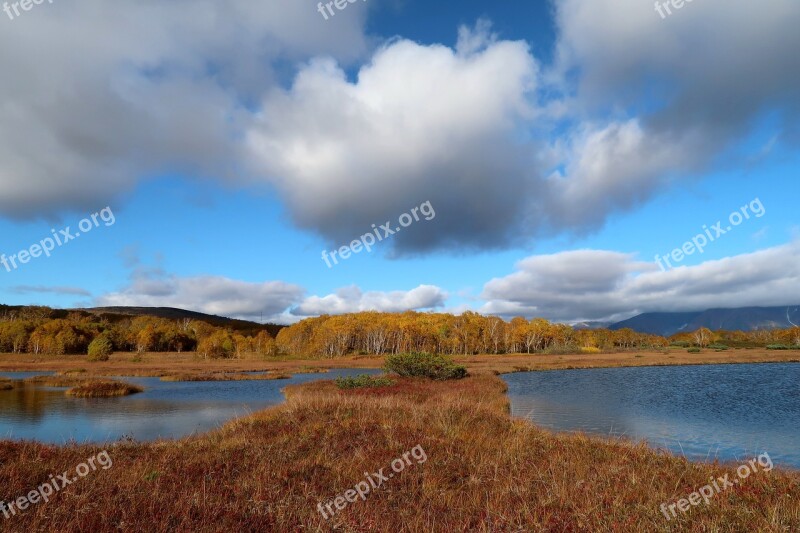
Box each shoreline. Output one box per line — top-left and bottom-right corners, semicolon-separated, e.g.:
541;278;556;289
1;348;799;378
1;372;797;530
1;352;798;469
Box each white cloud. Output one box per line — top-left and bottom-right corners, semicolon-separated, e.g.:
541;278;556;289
482;242;800;322
246;25;541;252
93;260;446;322
95;267;305;322
291;285;447;316
0;0;370;219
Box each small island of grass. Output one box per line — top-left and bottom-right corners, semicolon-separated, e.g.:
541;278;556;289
65;380;144;398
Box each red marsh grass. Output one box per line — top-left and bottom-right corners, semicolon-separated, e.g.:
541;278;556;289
0;373;798;531
65;380;144;398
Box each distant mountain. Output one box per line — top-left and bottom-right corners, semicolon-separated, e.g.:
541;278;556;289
82;307;286;336
0;304;285;336
571;320;614;330
609;306;800;336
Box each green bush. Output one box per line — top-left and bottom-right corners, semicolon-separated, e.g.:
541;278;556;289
767;344;791;350
87;336;113;362
384;352;467;381
670;341;690;348
708;344;729;350
687;347;701;353
335;374;395;390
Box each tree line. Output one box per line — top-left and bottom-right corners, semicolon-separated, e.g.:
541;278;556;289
0;306;277;358
1;306;798;358
275;311;800;357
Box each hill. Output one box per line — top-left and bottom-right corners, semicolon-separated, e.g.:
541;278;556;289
609;306;800;336
0;304;285;337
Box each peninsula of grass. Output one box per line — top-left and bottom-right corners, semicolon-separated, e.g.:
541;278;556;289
65;380;144;398
24;375;93;387
0;371;798;531
160;372;292;382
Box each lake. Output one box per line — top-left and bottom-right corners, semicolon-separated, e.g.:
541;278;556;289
503;363;800;468
0;369;380;444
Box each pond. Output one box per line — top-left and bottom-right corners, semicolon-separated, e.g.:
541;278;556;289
503;363;800;468
0;369;381;444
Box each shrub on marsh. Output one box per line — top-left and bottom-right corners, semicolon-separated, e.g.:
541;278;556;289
335;374;395;390
767;344;791;350
384;352;467;381
687;347;701;353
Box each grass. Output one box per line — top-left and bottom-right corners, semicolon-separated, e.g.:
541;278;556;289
334;374;395;389
2;349;800;378
0;377;12;391
57;368;88;376
0;373;797;531
65;380;144;398
23;375;92;387
160;372;291;382
288;366;329;374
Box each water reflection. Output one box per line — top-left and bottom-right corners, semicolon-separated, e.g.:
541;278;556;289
0;369;380;444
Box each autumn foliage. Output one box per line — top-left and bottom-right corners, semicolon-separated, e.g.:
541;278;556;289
1;305;799;359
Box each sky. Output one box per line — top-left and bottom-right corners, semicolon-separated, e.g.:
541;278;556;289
0;0;798;324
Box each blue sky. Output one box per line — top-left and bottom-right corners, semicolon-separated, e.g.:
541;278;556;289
1;0;798;323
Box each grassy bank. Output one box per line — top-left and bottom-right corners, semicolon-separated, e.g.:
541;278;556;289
160;372;291;382
1;348;799;379
0;373;797;531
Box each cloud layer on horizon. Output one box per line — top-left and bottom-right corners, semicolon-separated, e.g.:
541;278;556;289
79;240;800;324
481;242;800;322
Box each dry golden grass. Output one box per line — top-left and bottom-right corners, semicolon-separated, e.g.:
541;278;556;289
454;348;800;375
0;373;797;531
160;372;292;382
65;380;144;398
23;375;92;387
1;348;798;380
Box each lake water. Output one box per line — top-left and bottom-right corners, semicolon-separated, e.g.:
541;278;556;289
503;363;800;468
0;369;380;444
